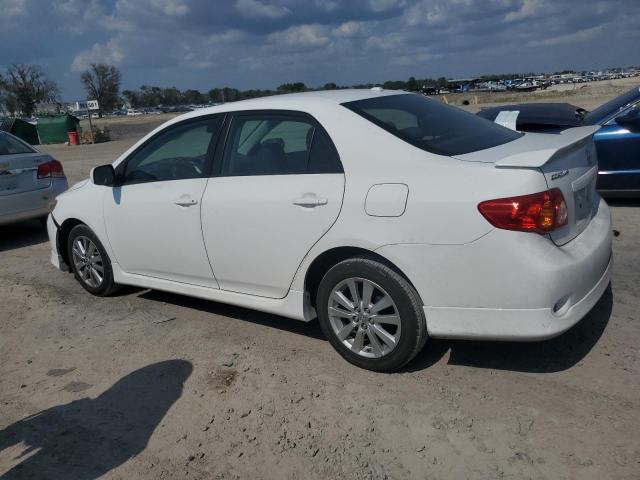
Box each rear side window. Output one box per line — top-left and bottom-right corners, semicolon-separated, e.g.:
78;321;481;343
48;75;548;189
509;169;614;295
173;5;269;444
343;94;522;156
222;113;342;176
308;128;342;173
0;133;36;155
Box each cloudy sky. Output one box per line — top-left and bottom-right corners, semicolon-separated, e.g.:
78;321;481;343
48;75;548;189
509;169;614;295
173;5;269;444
1;0;639;100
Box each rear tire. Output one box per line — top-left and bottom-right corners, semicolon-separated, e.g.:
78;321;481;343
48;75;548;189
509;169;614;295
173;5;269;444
67;224;119;296
316;256;427;372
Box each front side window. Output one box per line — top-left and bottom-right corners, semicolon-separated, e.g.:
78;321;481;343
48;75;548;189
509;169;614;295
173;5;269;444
585;86;640;125
605;101;640;126
122;117;223;184
222;114;342;176
0;133;36;155
343;94;522;156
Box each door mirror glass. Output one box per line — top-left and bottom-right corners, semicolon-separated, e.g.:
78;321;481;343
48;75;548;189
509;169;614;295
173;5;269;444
92;164;116;186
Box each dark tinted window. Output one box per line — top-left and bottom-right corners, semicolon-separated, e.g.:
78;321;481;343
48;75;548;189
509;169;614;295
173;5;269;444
585;86;640;124
308;128;342;173
123;117;222;185
343;94;522;156
223;114;343;176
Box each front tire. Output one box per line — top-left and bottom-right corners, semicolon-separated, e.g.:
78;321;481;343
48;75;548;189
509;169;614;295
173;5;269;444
67;224;119;296
316;257;427;372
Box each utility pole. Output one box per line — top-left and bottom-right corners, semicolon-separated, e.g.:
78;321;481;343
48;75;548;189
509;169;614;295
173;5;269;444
86;103;95;144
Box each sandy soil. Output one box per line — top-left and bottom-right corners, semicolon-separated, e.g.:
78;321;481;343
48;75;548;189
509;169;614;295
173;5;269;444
1;82;639;479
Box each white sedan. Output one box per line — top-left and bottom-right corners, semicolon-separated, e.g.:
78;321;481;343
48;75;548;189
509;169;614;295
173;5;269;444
47;90;612;372
1;131;68;226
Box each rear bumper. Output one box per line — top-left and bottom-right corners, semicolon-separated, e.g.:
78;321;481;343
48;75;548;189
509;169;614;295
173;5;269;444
423;256;611;340
376;196;613;341
0;178;68;226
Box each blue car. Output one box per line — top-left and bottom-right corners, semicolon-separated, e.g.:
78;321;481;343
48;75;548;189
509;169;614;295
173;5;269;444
477;86;640;196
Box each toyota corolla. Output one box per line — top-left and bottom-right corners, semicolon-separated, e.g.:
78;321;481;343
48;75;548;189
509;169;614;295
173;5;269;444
47;90;612;372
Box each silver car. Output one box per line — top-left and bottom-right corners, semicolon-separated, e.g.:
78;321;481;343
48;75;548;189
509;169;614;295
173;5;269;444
0;130;68;226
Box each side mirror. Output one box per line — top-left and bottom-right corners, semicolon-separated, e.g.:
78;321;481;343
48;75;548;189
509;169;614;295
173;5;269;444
615;109;640;132
91;164;116;186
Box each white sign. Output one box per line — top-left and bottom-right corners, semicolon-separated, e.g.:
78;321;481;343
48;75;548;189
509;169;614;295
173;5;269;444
74;100;100;111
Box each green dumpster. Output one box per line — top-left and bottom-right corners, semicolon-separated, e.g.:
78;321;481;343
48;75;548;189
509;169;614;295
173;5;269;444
36;114;80;144
0;117;39;145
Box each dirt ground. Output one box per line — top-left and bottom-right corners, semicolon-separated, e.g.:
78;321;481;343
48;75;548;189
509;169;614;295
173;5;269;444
1;80;639;479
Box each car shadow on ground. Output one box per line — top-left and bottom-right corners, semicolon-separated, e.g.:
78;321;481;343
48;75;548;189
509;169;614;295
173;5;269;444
138;289;325;340
0;360;192;480
137;284;612;374
406;284;613;373
602;197;640;207
0;220;48;252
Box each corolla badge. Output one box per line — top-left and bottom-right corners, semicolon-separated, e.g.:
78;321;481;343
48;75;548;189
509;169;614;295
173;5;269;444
551;170;569;180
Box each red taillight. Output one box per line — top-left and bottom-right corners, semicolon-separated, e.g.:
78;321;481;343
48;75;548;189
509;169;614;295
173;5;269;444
478;188;568;234
37;159;65;179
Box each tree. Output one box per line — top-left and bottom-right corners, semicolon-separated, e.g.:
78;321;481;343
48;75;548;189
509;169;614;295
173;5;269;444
183;89;204;105
0;64;59;117
276;82;307;94
122;89;139;108
80;63;122;117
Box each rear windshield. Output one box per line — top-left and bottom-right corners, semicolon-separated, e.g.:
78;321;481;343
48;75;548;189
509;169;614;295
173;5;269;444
0;132;36;155
343;93;522;156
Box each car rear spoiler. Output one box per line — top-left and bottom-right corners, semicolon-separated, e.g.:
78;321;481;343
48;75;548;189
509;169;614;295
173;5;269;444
494;126;600;168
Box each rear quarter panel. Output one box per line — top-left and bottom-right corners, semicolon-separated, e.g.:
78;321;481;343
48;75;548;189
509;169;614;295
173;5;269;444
290;109;549;291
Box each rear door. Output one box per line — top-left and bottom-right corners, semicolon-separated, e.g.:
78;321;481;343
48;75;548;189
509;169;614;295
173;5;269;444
594;103;640;193
201;111;345;298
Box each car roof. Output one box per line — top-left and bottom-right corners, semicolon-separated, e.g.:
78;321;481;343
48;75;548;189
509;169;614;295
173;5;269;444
175;89;406;120
113;89;408;166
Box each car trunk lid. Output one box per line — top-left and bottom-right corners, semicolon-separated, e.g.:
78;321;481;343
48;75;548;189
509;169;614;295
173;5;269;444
455;126;600;245
0;153;53;196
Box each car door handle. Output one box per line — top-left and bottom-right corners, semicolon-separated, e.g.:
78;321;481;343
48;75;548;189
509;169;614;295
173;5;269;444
293;197;328;207
174;198;198;207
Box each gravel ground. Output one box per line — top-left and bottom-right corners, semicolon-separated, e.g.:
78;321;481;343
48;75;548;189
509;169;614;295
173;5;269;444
1;84;639;479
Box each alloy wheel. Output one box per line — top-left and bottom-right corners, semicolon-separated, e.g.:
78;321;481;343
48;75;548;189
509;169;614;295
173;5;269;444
327;277;401;358
71;236;104;288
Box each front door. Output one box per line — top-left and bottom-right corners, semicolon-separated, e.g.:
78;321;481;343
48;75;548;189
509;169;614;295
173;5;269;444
595;104;640;192
103;116;224;287
201;111;345;298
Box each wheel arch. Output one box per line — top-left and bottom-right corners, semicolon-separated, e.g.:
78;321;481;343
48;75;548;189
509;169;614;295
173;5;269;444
303;246;423;310
57;218;87;269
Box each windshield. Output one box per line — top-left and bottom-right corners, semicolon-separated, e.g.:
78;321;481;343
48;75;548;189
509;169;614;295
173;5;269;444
0;132;36;155
584;86;640;125
343;94;522;156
